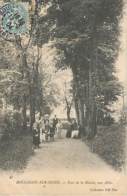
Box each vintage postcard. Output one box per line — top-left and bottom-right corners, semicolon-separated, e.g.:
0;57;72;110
0;0;127;195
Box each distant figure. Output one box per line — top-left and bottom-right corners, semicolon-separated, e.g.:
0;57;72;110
71;119;78;130
57;120;62;139
49;120;55;141
66;121;72;138
71;119;79;139
39;116;45;143
33;121;40;148
44;114;50;142
53;115;58;132
71;130;79;139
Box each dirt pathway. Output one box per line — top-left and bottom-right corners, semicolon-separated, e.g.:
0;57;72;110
0;138;126;195
25;138;115;172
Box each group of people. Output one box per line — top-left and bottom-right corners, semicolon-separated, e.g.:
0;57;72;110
32;114;60;149
32;114;79;149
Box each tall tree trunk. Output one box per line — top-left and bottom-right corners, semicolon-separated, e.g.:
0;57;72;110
87;37;97;139
67;106;71;122
74;97;80;125
22;95;27;130
15;35;29;131
20;53;28;131
78;98;86;137
29;47;41;130
30;87;35;130
72;68;86;137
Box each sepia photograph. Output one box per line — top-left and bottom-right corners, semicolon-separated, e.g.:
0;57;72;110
0;0;127;195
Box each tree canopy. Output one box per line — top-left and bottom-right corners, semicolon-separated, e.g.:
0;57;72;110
0;0;124;137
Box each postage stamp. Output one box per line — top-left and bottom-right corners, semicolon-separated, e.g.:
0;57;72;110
0;2;29;36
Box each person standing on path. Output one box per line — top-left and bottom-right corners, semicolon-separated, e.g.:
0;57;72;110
66;120;72;138
49;120;55;141
39;116;45;143
44;114;50;142
53;115;58;133
33;120;40;149
57;120;62;139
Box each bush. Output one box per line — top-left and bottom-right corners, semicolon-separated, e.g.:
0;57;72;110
61;121;70;130
89;124;126;171
0;109;33;171
103;115;115;126
3;109;23;137
0;135;34;171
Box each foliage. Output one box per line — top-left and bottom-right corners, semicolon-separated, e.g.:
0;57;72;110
0;0;124;135
0;134;33;170
0;1;60;127
3;110;23;136
38;0;124;133
90;124;125;171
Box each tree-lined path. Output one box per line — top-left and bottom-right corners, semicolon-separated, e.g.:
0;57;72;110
0;0;126;194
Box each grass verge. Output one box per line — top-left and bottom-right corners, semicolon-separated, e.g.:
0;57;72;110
87;124;126;171
0;133;34;171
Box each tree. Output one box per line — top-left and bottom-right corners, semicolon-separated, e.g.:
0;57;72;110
40;0;123;138
1;0;123;136
0;0;45;130
63;81;73;122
